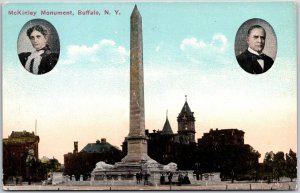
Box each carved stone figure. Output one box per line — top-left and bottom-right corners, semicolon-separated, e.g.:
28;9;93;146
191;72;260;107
95;161;114;170
163;162;177;171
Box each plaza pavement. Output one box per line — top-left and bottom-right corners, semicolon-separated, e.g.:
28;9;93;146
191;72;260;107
3;181;297;191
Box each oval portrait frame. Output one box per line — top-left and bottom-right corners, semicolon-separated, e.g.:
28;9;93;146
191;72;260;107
234;18;277;74
17;19;60;75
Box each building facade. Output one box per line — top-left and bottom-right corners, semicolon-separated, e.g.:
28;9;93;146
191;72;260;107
3;131;39;183
121;97;260;178
196;128;260;179
64;138;122;180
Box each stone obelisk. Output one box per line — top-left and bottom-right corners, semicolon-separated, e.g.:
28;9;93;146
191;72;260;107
121;5;151;163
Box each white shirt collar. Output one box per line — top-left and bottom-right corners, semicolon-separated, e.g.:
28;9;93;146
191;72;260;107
248;47;263;56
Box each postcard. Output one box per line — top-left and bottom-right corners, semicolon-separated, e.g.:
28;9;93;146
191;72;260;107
1;1;297;191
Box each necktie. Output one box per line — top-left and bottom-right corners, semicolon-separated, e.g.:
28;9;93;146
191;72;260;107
256;54;265;60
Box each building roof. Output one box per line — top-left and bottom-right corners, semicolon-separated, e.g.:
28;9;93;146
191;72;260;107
207;128;245;135
198;128;245;146
9;131;36;138
161;117;173;135
180;101;192;115
3;131;39;144
80;140;117;153
178;101;194;120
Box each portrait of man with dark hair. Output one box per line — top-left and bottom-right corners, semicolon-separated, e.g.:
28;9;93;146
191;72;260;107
18;24;59;75
236;25;274;74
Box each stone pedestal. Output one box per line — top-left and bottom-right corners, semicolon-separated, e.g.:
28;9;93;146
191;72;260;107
71;175;75;182
121;136;151;163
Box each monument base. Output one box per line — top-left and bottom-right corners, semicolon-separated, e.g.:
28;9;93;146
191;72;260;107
121;153;151;164
89;158;176;185
122;136;151;163
70;157;221;186
70;165;221;186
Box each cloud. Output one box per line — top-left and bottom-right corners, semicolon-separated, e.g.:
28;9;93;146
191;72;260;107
60;39;129;66
210;34;228;52
179;34;230;68
180;37;206;50
180;34;228;53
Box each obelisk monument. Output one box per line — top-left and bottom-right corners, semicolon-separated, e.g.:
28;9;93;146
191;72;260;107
91;6;170;183
121;5;151;163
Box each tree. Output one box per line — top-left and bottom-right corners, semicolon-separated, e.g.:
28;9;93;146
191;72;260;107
247;147;261;181
285;149;297;182
48;158;61;172
195;144;260;181
263;151;274;182
273;152;285;181
35;160;48;180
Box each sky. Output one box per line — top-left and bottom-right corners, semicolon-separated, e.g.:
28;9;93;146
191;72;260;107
2;2;297;163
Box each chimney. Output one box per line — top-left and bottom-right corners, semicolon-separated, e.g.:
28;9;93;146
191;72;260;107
101;138;106;143
73;141;78;154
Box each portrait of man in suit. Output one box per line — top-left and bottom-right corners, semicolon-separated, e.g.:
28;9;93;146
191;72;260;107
236;25;274;74
18;24;59;75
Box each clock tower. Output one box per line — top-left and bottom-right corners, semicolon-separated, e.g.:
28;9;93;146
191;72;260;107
177;96;196;143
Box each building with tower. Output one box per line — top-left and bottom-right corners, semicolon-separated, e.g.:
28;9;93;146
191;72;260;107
122;96;260;174
122;96;197;168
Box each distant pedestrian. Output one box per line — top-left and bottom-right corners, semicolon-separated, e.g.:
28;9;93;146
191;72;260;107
139;171;143;183
178;173;183;186
144;173;149;185
183;173;190;184
168;172;173;185
231;169;235;183
28;176;32;185
160;173;165;185
196;172;200;180
136;172;140;184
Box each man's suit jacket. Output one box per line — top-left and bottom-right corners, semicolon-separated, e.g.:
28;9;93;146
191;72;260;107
236;49;274;74
19;48;59;75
